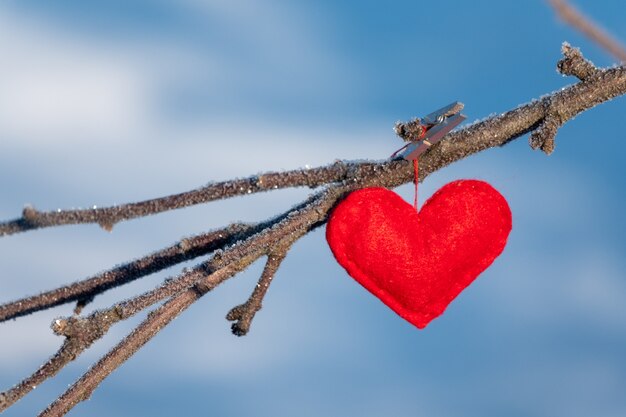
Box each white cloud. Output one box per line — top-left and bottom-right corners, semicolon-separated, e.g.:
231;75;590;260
0;1;355;150
0;11;152;144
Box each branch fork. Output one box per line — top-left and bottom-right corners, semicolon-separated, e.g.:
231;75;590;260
530;42;607;155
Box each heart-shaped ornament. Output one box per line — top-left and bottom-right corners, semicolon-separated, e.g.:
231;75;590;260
326;180;512;329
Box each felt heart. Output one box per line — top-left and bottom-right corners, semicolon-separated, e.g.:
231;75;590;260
326;180;512;329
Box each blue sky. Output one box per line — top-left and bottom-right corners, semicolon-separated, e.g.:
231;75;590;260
1;1;625;416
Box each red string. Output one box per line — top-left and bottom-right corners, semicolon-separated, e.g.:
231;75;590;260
413;159;419;211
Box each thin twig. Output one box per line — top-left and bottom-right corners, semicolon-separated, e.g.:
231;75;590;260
548;0;626;62
0;223;252;322
0;162;366;237
227;248;290;336
0;311;122;412
0;339;78;412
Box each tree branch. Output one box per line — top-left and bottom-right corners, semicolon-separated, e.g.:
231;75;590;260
1;45;625;417
0;310;122;412
227;246;290;336
0;162;365;237
431;48;626;159
0;223;252;322
548;0;626;62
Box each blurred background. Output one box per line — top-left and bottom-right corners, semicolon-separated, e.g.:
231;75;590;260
1;1;625;416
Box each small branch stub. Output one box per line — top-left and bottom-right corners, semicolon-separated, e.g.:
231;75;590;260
529;111;561;155
530;43;604;155
558;42;600;80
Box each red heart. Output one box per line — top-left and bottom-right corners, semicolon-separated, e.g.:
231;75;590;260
326;180;512;329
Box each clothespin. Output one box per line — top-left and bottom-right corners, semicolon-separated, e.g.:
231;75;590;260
392;102;466;160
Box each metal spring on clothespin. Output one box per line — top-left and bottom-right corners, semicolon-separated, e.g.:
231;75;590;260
392;102;466;160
